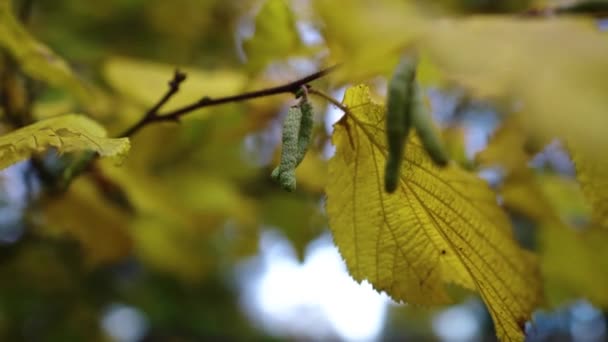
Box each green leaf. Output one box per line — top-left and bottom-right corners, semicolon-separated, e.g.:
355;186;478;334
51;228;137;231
325;85;542;342
0;114;130;170
0;0;93;103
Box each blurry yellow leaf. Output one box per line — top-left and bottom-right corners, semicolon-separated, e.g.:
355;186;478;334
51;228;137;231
243;0;303;72
441;126;471;170
422;17;608;160
131;217;212;284
416;52;446;88
103;56;247;118
167;171;257;227
42;177;133;266
540;224;608;307
571;147;608;229
326;85;541;341
314;0;423;82
0;0;94;104
475;119;533;177
537;173;592;225
294;150;327;193
0;114;130;170
98;160;194;229
500;174;608;308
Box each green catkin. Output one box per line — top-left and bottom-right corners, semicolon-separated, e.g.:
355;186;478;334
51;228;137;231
411;84;448;167
295;99;314;165
271;106;302;192
384;57;417;193
271;98;315;192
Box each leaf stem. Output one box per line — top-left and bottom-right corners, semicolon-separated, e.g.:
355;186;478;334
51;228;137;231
308;88;349;113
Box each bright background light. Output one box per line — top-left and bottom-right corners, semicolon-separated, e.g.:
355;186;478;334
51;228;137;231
237;230;390;341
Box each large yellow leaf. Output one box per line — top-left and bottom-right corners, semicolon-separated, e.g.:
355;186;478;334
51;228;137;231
0;0;93;103
422;17;608;160
0;114;130;170
325;85;541;341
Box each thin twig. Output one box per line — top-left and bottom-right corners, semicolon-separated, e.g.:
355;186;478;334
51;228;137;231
120;69;187;137
308;88;349;113
120;65;338;138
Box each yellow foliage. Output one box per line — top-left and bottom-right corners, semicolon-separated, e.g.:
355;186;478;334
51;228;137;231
242;0;304;72
540;225;608;308
0;0;94;104
422;17;608;160
131;217;213;284
571;146;608;229
475;119;533;178
315;2;608;161
42;177;133;266
499;173;608;308
103;56;247;119
325;85;541;341
0;114;130;170
313;0;423;82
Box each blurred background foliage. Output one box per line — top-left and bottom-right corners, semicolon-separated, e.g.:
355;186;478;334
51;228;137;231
1;0;607;341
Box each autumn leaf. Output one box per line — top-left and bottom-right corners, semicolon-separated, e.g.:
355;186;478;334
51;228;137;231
499;173;608;308
242;0;304;72
103;56;246;120
477;124;608;308
0;114;130;170
570;146;608;229
422;17;608;160
0;0;94;104
42;177;133;267
325;85;542;341
475;119;535;178
313;0;422;82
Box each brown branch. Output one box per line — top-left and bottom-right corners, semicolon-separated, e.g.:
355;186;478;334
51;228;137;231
120;65;338;137
521;0;608;17
119;69;187;137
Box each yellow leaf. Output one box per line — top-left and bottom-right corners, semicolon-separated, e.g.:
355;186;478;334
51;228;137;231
131;217;212;284
313;0;423;82
0;114;130;170
242;0;303;72
422;17;608;160
0;0;94;104
42;177;133;267
326;85;541;341
571;146;608;229
499;174;608;308
103;56;247;119
475;119;534;178
540;224;608;308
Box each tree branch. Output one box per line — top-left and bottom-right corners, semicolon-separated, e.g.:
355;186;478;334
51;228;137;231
120;65;338;137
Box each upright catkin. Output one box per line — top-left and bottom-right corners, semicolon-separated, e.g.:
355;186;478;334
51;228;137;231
411;84;448;167
384;57;416;193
